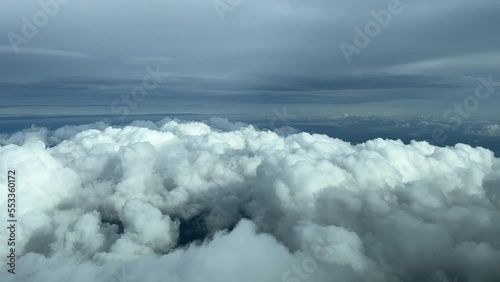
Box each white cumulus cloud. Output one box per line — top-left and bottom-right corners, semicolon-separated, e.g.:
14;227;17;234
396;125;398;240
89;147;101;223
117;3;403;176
0;117;499;282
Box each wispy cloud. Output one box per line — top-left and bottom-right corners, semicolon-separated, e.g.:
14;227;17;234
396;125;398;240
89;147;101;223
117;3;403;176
125;56;176;66
0;46;93;59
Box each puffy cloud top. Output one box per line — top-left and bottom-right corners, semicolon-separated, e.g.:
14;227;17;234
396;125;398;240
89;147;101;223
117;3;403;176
0;118;499;282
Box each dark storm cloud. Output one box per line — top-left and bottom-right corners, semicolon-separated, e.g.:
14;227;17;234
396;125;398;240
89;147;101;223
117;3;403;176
248;74;463;92
0;73;469;111
0;0;499;116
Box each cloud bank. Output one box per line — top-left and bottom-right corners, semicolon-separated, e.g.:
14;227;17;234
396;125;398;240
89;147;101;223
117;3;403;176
1;118;500;282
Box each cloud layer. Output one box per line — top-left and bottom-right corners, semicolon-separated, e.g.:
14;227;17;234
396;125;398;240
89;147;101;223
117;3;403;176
1;118;500;282
2;0;500;117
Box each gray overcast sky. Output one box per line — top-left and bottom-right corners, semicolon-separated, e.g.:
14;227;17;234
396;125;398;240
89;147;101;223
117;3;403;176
1;0;499;118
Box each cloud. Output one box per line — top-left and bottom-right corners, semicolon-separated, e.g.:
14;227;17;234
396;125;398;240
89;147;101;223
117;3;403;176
125;57;176;66
466;124;500;137
379;52;500;74
0;46;93;59
1;118;500;281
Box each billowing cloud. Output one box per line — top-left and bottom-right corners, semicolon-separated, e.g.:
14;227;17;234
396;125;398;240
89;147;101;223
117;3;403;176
1;118;500;281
